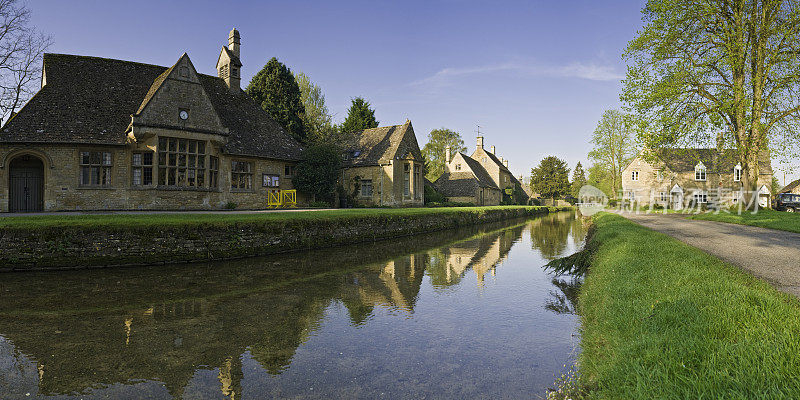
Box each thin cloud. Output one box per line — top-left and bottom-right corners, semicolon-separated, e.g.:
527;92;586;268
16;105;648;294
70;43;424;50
411;61;623;88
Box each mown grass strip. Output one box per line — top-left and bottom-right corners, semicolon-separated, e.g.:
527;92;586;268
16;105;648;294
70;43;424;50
688;209;800;234
0;206;565;230
579;212;800;399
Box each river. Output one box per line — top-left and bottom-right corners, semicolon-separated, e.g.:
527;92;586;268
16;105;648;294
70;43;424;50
0;211;587;399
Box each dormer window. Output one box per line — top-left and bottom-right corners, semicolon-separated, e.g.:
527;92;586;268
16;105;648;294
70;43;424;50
455;164;462;171
733;163;742;182
631;171;639;181
695;162;707;181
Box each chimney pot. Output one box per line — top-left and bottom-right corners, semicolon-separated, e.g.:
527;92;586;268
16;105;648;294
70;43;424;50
229;28;240;58
445;146;451;164
477;136;484;149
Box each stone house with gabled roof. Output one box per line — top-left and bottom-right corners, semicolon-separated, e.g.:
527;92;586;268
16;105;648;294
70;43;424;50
434;135;525;205
622;148;773;208
340;121;424;206
434;151;501;205
779;179;800;195
0;28;306;212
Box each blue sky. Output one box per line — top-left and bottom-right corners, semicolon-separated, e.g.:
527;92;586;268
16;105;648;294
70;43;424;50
29;0;650;179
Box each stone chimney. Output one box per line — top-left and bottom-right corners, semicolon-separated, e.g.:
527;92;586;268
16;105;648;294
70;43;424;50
217;28;242;92
477;136;484;150
445;146;451;164
490;145;496;154
503;159;509;168
229;28;240;58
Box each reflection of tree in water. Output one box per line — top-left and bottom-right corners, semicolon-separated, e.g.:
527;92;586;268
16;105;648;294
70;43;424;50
530;212;588;260
545;276;582;315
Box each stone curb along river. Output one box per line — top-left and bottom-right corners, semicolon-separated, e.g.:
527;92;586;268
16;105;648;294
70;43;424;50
0;206;571;271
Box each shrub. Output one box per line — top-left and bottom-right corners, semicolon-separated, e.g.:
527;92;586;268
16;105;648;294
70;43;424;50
309;201;331;208
424;184;447;204
224;202;237;210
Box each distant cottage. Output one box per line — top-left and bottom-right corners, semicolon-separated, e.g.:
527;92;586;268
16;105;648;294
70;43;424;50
434;135;525;205
340;121;425;206
0;29;306;212
622;148;773;208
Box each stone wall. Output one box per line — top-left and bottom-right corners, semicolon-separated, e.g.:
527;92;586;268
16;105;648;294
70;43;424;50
0;206;568;270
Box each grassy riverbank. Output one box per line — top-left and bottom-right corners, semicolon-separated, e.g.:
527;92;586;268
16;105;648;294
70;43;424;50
0;206;569;270
688;209;800;233
0;206;562;230
578;213;800;398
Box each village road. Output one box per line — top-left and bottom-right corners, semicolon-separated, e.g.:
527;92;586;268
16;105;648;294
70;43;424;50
621;212;800;298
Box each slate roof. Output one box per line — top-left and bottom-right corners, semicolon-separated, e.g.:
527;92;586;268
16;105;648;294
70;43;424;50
343;122;422;167
0;53;303;161
434;153;499;198
779;179;800;194
484;150;510;173
459;153;498;189
654;148;772;174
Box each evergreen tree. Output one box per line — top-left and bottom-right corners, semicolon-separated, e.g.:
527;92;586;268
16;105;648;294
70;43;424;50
422;128;466;181
571;162;587;198
246;58;306;143
531;156;570;204
340;97;378;134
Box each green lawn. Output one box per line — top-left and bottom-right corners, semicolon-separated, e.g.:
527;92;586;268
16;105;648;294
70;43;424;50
578;212;800;399
688;209;800;233
0;206;563;230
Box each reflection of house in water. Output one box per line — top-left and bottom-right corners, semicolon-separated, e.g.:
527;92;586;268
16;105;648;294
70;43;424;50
0;248;432;399
436;225;525;287
529;211;587;260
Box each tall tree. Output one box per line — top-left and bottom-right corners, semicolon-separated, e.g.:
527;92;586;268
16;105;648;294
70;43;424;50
622;0;800;207
294;71;337;144
531;156;571;203
571;162;587;197
246;58;306;143
588;109;639;198
422;128;466;181
340;97;378;134
0;0;51;124
587;163;614;197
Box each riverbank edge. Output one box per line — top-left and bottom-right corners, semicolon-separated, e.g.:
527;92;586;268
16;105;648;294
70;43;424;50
571;212;800;399
0;206;570;271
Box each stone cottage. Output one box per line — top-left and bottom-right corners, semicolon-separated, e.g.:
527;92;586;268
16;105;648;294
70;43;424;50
621;148;773;208
0;28;305;212
434;136;519;205
779;179;800;195
340;121;424;206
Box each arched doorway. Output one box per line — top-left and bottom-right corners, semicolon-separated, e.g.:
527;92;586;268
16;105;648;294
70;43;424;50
8;155;44;212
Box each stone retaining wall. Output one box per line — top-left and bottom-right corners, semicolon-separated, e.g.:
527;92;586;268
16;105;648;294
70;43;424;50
0;206;569;270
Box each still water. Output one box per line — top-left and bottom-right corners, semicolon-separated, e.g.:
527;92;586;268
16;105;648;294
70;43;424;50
0;212;587;399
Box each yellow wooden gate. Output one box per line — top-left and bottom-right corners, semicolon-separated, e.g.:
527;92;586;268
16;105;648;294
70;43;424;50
267;190;297;208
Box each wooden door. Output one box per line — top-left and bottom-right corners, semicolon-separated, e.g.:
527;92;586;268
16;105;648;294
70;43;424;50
8;156;44;212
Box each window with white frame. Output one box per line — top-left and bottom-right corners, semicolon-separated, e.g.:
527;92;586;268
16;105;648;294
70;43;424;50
631;171;639;181
80;151;113;187
693;190;708;204
660;192;669;202
627;190;636;201
695;162;707;181
733;164;742;182
455;163;462;171
656;170;664;182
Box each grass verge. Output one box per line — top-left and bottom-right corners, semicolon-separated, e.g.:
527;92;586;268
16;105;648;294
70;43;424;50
578;212;800;399
0;206;563;230
688;208;800;233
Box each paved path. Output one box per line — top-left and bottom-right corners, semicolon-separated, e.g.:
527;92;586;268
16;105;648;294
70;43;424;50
621;212;800;298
